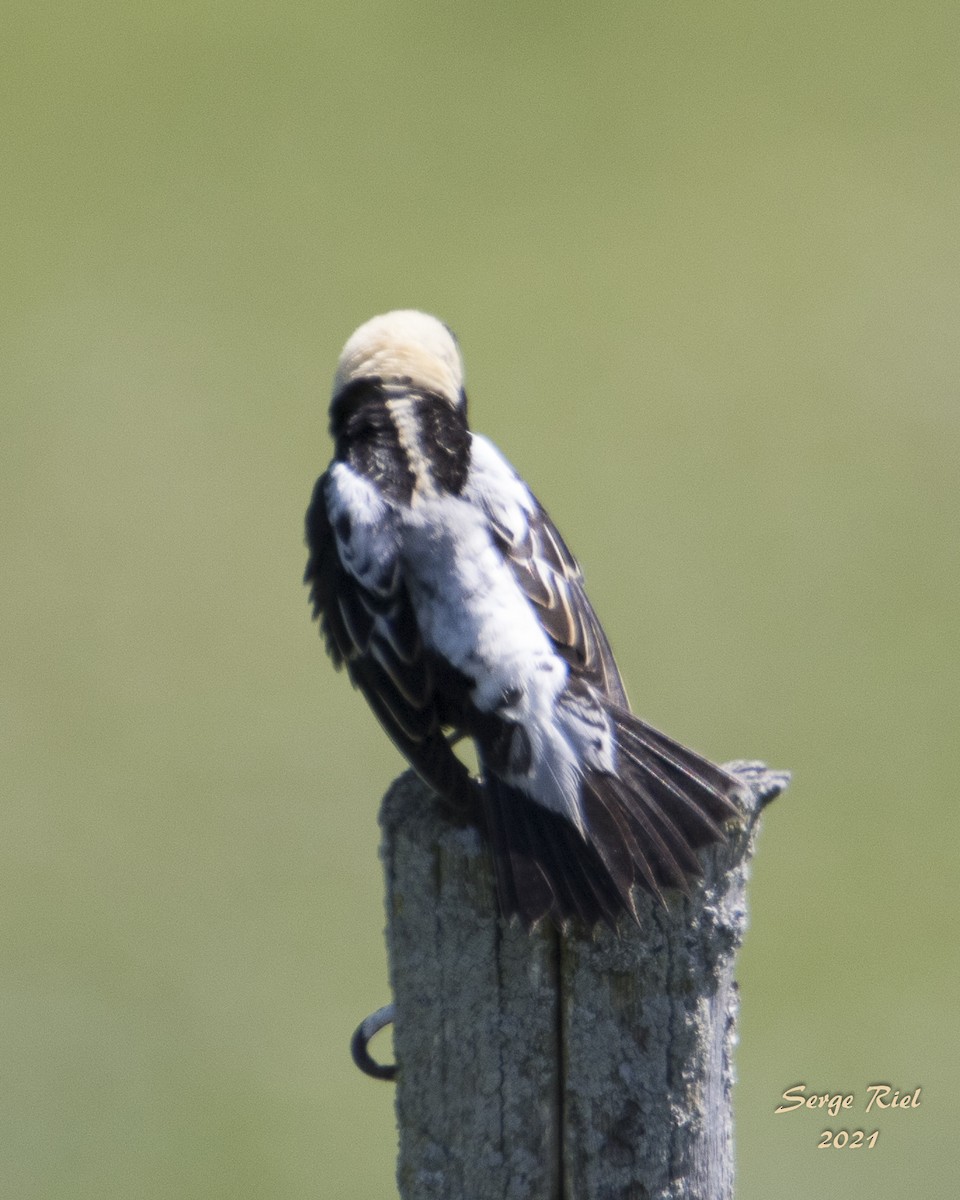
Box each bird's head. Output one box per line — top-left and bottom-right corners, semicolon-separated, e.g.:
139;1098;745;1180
332;310;466;411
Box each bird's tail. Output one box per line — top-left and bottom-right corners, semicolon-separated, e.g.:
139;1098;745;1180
478;704;743;930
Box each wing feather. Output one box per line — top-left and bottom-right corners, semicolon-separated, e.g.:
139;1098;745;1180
465;437;629;706
305;469;475;811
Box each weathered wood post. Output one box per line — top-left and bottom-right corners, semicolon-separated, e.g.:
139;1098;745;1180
378;760;787;1200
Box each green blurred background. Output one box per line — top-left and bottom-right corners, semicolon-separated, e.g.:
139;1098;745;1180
3;2;958;1196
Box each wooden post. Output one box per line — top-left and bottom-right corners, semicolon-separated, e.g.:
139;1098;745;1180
380;761;788;1200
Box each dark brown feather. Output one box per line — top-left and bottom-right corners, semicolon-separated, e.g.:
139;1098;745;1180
479;772;626;930
482;493;630;707
475;704;743;929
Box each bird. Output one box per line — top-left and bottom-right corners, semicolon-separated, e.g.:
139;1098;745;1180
304;310;743;930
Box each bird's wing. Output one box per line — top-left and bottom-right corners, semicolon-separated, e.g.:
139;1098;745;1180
465;435;629;707
304;468;475;809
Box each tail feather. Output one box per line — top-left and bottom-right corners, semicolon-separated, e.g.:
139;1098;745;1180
622;743;728;845
607;772;694;895
515;798;622;927
613;715;738;846
477;705;743;930
581;777;659;909
608;754;715;880
479;772;626;929
482;771;547;922
579;777;645;911
614;713;740;817
620;762;708;877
